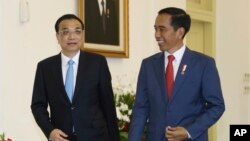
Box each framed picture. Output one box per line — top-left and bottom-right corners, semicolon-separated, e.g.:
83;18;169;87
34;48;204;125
78;0;129;58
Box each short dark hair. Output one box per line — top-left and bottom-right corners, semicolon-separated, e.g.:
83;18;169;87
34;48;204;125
54;14;84;33
158;7;191;38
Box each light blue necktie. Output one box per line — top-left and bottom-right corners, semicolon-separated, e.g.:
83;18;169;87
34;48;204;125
65;59;74;102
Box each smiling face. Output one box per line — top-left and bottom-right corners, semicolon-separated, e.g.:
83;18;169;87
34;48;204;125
56;19;83;58
154;14;184;54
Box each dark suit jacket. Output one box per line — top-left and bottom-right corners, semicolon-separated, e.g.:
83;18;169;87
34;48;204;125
85;0;119;45
128;47;225;141
31;51;120;141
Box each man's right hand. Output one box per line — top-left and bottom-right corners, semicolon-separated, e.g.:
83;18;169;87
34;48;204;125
49;129;69;141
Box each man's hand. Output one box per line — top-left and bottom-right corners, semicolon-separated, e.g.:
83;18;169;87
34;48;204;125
49;129;69;141
165;126;189;141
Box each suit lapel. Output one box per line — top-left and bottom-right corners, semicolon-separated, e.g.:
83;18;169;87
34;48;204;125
171;48;193;102
72;51;88;104
53;53;72;105
153;52;169;104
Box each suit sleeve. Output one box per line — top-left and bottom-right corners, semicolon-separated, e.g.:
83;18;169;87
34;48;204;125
186;58;225;139
99;57;120;141
31;63;54;138
128;60;149;141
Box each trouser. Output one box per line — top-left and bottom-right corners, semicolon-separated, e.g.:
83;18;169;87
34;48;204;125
67;132;77;141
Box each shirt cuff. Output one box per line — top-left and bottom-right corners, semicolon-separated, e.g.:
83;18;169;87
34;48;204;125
186;130;192;139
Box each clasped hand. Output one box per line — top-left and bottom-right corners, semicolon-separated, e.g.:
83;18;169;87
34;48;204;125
49;129;69;141
165;126;189;141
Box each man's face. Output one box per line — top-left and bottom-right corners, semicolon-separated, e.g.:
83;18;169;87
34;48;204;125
56;19;83;56
154;14;184;53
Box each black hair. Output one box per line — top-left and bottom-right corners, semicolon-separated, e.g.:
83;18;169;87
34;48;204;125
158;7;191;38
54;14;84;33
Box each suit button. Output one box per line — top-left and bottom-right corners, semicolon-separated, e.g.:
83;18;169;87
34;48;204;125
71;107;75;110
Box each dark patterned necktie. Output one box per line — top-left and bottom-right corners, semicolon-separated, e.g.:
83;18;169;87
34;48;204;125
101;0;106;33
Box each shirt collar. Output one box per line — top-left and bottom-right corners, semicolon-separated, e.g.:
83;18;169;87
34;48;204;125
165;45;186;62
61;51;80;66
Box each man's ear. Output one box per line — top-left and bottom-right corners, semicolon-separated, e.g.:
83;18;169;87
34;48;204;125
56;33;60;42
177;27;185;39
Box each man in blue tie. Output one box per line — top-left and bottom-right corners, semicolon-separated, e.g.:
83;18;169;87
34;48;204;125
31;14;120;141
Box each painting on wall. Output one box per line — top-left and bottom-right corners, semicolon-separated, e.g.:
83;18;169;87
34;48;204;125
78;0;129;58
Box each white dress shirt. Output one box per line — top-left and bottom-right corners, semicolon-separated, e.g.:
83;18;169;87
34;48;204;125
61;51;80;93
98;0;106;15
164;45;186;80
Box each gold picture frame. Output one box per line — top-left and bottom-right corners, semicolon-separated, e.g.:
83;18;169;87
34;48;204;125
78;0;129;58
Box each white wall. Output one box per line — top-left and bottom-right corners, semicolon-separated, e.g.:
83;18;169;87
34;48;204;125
0;0;77;140
0;0;4;131
216;0;250;140
108;0;157;84
0;0;250;140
